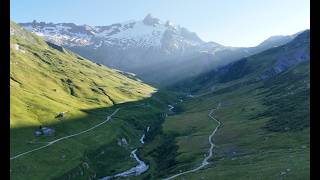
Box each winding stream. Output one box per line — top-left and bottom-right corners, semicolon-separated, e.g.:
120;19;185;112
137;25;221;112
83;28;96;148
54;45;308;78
168;105;174;111
101;149;148;180
100;100;193;179
139;134;146;144
163;103;221;180
101;127;150;179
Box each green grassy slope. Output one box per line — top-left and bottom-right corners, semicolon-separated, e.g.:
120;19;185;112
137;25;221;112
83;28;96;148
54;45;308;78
10;90;182;180
136;32;309;179
167;63;309;180
10;21;164;179
10;20;309;180
167;82;308;180
10;21;156;128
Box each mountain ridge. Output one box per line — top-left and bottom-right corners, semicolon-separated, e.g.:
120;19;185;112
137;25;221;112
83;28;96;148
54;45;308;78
18;15;307;85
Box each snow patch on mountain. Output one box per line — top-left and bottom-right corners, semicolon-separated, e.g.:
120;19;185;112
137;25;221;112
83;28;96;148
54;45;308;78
98;21;167;48
19;14;205;51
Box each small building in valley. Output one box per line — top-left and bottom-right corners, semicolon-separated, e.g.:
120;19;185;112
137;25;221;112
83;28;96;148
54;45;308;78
34;127;55;136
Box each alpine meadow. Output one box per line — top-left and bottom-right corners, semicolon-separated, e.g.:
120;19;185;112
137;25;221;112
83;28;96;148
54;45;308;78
10;1;310;179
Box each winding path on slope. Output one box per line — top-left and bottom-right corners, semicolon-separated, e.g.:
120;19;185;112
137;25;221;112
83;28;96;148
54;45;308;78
168;105;174;112
10;108;120;160
163;103;222;180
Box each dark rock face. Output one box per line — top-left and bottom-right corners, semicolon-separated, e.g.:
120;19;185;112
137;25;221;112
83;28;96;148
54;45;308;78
217;58;252;83
274;48;309;73
143;14;160;26
259;30;310;80
46;41;64;52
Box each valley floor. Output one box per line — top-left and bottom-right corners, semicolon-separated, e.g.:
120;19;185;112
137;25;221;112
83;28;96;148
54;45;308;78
149;84;309;180
10;83;309;180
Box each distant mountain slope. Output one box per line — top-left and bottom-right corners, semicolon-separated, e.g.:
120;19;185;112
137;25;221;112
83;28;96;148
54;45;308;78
19;15;301;85
151;30;309;180
155;60;309;179
173;30;309;93
10;21;156;128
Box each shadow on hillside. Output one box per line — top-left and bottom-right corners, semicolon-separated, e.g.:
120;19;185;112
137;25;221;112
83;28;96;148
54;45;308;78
10;91;179;179
10;96;154;153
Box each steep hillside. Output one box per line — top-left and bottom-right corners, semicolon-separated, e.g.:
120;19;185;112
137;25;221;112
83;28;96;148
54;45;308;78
132;31;309;179
173;30;309;93
10;21;156;128
153;62;309;179
10;21;170;180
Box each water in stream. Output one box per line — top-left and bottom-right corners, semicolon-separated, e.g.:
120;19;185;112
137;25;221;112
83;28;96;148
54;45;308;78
100;127;150;179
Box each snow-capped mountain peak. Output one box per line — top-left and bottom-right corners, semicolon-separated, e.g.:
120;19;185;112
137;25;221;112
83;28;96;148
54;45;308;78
17;17;303;85
19;15;203;51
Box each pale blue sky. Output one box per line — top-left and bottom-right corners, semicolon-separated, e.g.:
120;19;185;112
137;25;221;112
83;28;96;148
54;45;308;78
10;0;309;47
